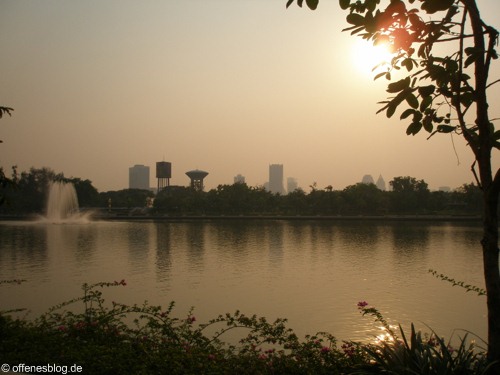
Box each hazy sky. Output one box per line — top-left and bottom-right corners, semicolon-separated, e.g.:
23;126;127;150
1;0;499;192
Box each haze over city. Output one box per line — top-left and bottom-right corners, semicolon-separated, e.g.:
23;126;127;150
1;0;499;192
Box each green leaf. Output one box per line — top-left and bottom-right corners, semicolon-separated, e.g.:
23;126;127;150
346;13;365;26
406;93;419;109
339;0;350;10
387;77;410;93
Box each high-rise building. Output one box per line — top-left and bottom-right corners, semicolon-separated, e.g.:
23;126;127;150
234;174;245;184
287;177;298;193
129;164;150;190
376;175;386;191
268;164;285;195
361;174;375;185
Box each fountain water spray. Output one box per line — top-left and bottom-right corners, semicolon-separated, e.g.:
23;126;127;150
44;181;89;223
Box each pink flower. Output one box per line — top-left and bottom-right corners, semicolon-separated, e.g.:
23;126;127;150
357;301;369;308
187;315;196;324
321;346;330;353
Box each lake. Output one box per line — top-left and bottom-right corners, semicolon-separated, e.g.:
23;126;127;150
0;219;488;344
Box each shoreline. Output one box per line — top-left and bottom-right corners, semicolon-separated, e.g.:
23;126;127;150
0;213;482;222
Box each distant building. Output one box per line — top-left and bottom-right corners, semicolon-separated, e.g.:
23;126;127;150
234;174;245;184
361;174;375;185
129;165;150;190
268;164;285;195
439;186;451;192
287;177;298;193
376;175;386;191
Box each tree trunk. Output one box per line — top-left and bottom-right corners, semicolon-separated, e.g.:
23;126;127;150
482;172;500;369
463;1;500;367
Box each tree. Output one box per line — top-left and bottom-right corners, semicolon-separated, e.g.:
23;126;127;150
0;106;15;205
389;176;430;212
287;0;500;366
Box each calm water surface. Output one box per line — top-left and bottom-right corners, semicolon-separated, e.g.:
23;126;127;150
0;219;487;343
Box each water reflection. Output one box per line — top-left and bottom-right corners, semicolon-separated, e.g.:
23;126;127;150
126;224;151;275
155;223;173;284
267;222;284;266
186;222;206;272
0;220;486;343
0;223;48;274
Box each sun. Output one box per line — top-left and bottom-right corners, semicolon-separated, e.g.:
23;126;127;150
352;39;392;75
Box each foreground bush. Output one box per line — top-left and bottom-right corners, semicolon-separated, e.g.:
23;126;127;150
0;281;491;374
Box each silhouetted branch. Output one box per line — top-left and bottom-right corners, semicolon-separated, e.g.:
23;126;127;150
0;106;14;119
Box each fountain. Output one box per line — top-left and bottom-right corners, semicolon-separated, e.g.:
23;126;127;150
43;181;90;223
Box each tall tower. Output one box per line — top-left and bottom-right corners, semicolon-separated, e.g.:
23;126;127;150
186;169;208;191
129;165;150;190
269;164;285;195
156;161;171;192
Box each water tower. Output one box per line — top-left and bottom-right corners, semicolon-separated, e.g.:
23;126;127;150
186;169;208;191
156;161;171;192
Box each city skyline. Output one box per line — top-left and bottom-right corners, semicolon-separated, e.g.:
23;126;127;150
125;161;460;193
1;1;498;193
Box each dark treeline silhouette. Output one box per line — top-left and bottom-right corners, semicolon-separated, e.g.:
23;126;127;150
0;167;483;216
154;179;482;216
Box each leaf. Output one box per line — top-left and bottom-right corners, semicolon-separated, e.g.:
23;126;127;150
387;77;410;93
346;13;365;26
418;85;435;97
437;125;456;133
400;108;415;120
339;0;350;10
406;93;419;109
306;0;319;10
387;103;397;118
421;0;454;14
419;96;432;111
401;58;414;72
406;121;422;135
423;116;433;132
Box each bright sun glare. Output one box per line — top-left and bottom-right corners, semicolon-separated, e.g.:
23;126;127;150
352;39;392;75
